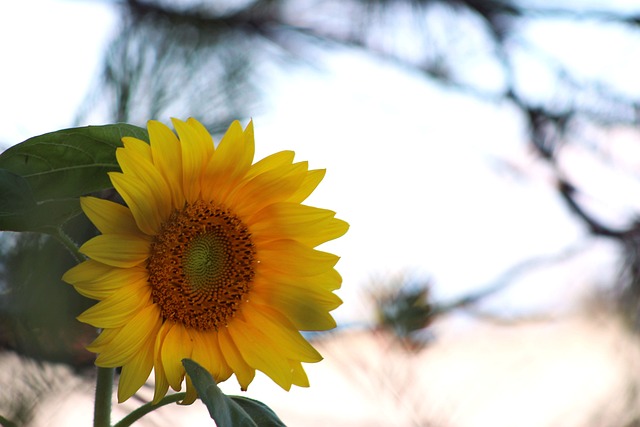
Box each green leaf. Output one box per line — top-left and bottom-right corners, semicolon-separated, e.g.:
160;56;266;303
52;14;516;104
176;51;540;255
184;358;286;427
231;397;287;427
0;123;148;199
0;124;148;232
0;168;37;214
0;168;80;232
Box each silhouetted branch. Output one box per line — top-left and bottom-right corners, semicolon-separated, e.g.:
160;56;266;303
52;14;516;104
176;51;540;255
432;240;589;315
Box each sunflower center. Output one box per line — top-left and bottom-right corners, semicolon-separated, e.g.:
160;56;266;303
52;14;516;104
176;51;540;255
183;232;229;290
147;200;256;331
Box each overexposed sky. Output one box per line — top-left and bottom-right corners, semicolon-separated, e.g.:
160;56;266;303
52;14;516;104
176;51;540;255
1;0;116;144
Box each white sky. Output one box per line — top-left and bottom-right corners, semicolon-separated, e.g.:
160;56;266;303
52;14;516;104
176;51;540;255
1;0;636;324
0;0;116;144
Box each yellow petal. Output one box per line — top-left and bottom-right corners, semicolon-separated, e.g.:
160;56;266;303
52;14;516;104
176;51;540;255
120;136;152;161
247;150;295;179
148;120;184;209
251;286;339;331
227;317;293;390
172;118;214;203
77;280;151;328
160;322;193;391
62;259;113;285
186;118;215;150
317;267;343;291
242;120;255;147
254;270;343;310
116;143;172;223
109;172;164;236
64;262;148;300
249;202;349;247
79;234;150;268
258;239;339;277
95;304;162;367
191;329;232;383
181;375;198;405
118;337;154;402
201;120;254;203
256;266;343;292
152;322;172;404
217;327;255;391
80;197;143;237
229;162;308;218
290;360;310;387
86;327;119;354
287;169;325;203
215;120;254;176
242;303;322;362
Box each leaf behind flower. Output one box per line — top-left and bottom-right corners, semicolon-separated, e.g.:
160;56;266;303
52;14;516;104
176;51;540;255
0;124;147;232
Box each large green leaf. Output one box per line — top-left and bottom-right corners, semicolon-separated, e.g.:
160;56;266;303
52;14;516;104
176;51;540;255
0;124;148;199
0;167;80;232
183;358;286;427
0;124;148;232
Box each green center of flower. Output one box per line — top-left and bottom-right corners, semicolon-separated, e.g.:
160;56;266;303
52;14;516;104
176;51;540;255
183;232;229;290
147;200;256;331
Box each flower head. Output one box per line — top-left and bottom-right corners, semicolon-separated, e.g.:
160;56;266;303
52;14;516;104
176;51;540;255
63;118;348;404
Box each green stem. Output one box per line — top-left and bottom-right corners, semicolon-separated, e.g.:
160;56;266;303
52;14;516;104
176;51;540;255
0;415;18;427
94;367;115;427
113;393;187;427
52;226;85;263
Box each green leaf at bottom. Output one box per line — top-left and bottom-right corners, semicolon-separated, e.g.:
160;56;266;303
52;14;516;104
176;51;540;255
183;358;286;427
231;397;286;427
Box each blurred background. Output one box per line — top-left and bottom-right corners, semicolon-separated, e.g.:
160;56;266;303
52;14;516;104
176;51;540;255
3;0;640;425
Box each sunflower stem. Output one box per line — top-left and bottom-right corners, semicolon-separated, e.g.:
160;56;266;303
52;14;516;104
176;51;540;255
0;415;18;427
52;226;85;263
112;393;187;427
94;367;115;427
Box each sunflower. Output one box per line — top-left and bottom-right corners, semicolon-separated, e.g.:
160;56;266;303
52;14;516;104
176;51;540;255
62;118;348;404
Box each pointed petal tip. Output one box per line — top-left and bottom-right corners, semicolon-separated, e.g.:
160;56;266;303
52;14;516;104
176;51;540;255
170;117;186;128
